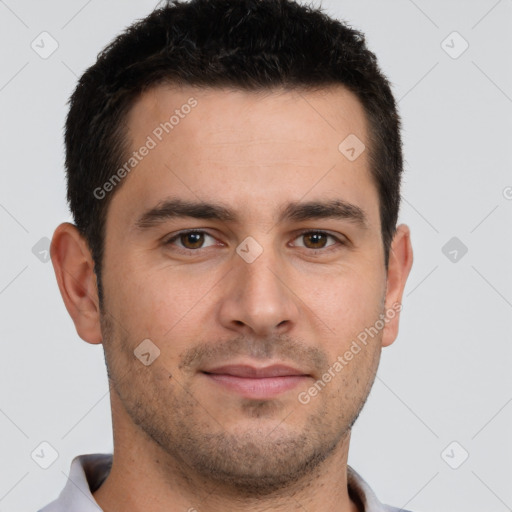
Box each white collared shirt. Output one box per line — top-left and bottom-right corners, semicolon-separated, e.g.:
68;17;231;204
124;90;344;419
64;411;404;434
37;453;412;512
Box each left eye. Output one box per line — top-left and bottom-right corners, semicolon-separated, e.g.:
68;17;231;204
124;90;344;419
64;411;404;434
291;231;340;250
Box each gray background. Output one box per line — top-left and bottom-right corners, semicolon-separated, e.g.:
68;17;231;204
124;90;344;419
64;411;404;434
1;1;511;511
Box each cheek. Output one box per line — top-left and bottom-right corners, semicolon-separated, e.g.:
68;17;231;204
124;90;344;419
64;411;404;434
309;268;384;336
105;262;215;356
102;259;162;340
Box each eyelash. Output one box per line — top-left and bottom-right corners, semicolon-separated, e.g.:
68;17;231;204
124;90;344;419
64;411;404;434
163;229;346;255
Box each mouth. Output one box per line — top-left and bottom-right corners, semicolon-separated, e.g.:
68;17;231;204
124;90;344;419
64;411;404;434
201;364;312;400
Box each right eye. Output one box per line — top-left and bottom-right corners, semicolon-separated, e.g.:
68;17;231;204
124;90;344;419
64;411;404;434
164;230;220;252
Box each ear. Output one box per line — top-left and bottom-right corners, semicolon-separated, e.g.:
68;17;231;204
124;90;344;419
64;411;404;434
381;223;413;348
50;222;103;344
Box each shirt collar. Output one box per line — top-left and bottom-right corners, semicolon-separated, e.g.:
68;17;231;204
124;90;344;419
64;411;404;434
347;465;394;512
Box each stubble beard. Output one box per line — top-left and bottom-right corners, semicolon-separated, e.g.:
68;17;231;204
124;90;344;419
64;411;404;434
100;312;380;497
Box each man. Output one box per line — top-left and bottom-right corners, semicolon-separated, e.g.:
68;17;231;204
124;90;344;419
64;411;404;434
40;0;413;510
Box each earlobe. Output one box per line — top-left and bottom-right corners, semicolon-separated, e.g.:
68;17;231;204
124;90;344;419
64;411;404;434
50;222;103;345
381;224;413;348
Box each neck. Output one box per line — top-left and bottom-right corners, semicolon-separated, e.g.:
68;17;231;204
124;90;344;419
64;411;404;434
93;394;361;512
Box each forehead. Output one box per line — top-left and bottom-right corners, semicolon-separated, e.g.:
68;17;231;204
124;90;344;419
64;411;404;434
109;83;378;229
127;84;368;149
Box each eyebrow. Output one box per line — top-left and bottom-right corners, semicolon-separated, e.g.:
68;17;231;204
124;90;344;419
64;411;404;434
134;197;369;230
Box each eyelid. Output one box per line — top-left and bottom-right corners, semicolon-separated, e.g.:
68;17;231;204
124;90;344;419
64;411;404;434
290;229;347;250
163;229;220;250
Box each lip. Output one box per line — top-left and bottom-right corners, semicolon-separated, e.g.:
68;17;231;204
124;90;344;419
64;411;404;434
203;364;308;378
201;364;311;400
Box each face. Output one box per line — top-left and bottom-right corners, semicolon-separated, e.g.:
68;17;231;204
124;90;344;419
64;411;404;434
96;85;398;493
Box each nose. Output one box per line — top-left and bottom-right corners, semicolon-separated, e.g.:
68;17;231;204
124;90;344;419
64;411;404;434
217;246;300;337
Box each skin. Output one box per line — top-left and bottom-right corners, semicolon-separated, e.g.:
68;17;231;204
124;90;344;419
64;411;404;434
51;84;413;512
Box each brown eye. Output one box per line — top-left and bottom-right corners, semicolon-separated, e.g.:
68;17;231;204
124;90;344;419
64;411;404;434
179;232;205;249
302;232;329;249
292;231;346;254
165;231;217;251
292;231;340;251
